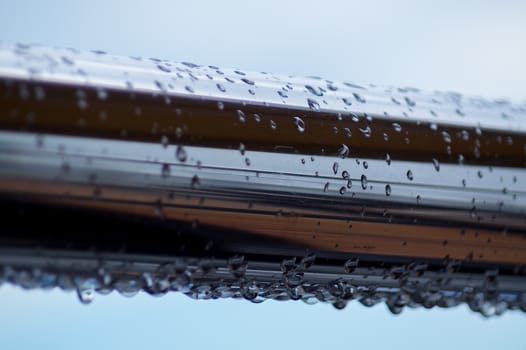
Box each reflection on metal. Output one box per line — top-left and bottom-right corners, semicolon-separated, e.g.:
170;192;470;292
0;43;525;316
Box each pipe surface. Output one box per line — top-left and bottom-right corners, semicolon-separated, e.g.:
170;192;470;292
0;43;525;315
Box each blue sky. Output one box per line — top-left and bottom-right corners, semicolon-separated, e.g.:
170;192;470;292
1;285;525;349
0;1;525;348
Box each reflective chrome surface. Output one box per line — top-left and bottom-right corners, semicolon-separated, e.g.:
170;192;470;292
0;43;524;315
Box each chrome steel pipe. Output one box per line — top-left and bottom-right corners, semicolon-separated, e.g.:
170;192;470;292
0;43;524;315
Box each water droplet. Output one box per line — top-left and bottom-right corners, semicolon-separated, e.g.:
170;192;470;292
301;253;316;269
323;182;330;192
217;101;224;110
241;78;254;85
239;143;246;155
332;162;339;174
237;109;246;123
342;170;350;180
96;88;108;100
343;128;352;138
404;96;416;107
191;175;200;189
339;187;346;195
61;56;74;66
76;90;88;110
342;98;353;106
385;184;392;196
337;144;350;158
307;98;320;112
228;255;247;278
161;135;169;148
176;145;187;162
305;85;323;96
441;131;452;144
359;126;371;138
245;157;251;166
363;161;368;169
353;93;366;103
344;258;359;273
161;164;170;178
270;120;277;130
278;90;288;98
406;170;414;181
293;116;306;132
432;158;440;172
477;170;483;179
216;83;226;92
386;153;391;165
185;86;194;93
473;147;481;159
346;179;352;189
77;287;95;304
392;123;402;132
157;64;170;73
361;175;368;190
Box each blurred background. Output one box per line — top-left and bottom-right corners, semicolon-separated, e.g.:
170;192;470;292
0;0;524;348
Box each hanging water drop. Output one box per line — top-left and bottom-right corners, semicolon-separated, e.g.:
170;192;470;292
407;170;414;181
77;287;95;304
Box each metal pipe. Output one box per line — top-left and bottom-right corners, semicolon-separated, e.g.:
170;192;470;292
0;42;525;315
